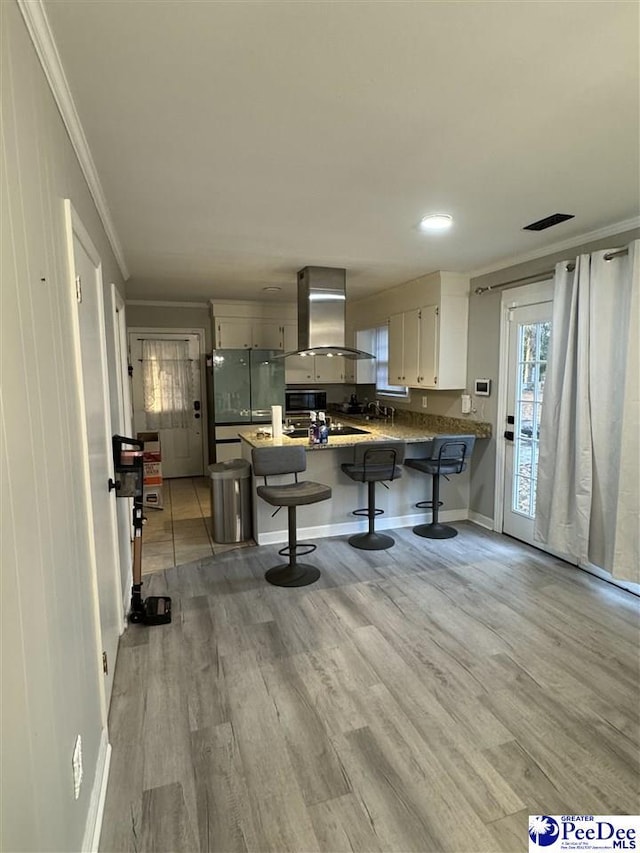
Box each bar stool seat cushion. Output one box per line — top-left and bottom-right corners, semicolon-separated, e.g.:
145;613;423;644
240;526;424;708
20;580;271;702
405;457;468;476
257;480;332;507
341;462;403;483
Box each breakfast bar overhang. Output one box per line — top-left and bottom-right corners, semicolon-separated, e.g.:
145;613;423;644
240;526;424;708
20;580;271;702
239;417;491;546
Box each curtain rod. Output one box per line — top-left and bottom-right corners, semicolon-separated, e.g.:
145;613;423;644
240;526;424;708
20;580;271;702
474;248;629;295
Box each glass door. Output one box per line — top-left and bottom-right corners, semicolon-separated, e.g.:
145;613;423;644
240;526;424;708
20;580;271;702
503;302;551;543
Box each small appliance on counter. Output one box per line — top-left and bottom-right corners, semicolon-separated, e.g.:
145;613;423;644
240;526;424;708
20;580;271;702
335;392;366;415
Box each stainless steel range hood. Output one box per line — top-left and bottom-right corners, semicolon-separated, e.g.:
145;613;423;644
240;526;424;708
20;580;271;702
280;266;374;360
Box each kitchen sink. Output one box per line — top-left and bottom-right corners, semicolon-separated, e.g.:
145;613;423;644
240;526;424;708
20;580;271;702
285;425;370;438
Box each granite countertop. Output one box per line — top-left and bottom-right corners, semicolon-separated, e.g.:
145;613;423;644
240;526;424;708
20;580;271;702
238;411;491;450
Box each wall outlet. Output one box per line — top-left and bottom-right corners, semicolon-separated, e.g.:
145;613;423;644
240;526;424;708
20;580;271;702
421;395;428;409
461;394;472;414
72;735;83;800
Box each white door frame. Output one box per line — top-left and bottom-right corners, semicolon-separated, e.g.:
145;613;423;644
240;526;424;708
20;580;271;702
111;284;134;615
493;280;553;535
127;326;208;474
63;199;122;723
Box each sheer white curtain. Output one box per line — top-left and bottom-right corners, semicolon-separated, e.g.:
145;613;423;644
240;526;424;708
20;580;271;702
141;339;192;429
534;241;639;582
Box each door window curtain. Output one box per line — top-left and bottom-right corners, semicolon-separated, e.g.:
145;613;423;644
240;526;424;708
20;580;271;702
534;241;639;582
141;339;192;429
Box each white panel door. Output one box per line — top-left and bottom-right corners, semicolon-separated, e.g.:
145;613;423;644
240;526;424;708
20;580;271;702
72;231;121;706
503;301;551;543
129;332;204;478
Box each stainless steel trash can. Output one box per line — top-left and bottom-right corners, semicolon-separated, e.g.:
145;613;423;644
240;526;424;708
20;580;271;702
209;459;252;543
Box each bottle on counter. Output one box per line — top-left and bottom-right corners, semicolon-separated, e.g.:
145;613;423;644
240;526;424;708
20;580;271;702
308;411;318;445
318;411;329;445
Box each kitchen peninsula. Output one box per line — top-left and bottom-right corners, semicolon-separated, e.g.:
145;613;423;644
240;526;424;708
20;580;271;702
239;414;491;545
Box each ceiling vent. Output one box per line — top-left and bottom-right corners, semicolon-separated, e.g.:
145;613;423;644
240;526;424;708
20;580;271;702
523;213;575;231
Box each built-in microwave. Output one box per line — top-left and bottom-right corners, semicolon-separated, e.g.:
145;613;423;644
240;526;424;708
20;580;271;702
285;389;327;413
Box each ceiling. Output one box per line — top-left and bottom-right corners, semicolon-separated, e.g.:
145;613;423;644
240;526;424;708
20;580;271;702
43;1;640;303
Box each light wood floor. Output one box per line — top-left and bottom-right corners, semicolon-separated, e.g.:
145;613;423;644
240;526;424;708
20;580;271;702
100;524;640;853
142;477;254;574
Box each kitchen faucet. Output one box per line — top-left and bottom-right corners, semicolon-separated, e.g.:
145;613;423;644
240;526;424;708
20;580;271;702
367;400;395;425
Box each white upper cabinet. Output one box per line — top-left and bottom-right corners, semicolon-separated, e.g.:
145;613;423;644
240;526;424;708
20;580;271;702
314;356;344;383
251;322;283;350
388;313;404;384
285;354;315;384
214;316;285;350
386;273;469;390
215;318;253;349
388;309;422;386
284;354;345;384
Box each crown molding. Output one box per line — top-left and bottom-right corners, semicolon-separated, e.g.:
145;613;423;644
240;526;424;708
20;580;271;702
468;216;640;279
17;0;130;281
126;300;209;308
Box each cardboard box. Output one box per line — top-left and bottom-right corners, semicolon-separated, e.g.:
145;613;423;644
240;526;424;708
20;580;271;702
137;431;164;509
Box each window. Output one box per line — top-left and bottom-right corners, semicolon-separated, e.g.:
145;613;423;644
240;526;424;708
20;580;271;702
371;325;408;398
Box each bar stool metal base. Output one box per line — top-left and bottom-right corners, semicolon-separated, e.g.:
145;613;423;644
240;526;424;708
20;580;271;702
413;521;458;539
265;563;321;587
348;530;395;550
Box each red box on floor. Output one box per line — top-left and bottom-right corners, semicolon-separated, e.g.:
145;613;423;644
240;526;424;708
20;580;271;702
137;431;164;509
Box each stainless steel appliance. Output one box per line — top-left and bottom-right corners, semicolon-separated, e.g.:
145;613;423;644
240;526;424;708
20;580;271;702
206;349;285;462
284;424;370;439
278;267;375;360
285;389;327;413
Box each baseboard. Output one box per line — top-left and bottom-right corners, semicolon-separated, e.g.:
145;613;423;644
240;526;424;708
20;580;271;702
82;729;111;853
256;509;467;546
467;511;495;531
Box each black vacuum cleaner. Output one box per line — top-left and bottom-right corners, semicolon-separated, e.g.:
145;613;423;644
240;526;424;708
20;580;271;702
112;435;172;626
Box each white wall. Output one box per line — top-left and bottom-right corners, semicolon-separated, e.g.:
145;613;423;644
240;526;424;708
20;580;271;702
126;302;213;349
1;2;127;850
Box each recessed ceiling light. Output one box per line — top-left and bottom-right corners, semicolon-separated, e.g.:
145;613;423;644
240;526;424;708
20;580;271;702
419;213;453;232
262;286;282;293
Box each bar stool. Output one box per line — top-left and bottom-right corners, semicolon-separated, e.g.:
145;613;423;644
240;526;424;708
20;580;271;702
341;442;405;550
251;446;331;587
405;435;476;539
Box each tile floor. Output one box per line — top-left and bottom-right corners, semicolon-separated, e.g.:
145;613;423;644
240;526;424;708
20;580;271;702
141;477;255;574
